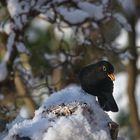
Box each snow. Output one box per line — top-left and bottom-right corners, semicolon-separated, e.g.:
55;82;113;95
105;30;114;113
115;29;128;49
7;0;30;17
21;14;28;24
13;16;23;30
7;0;19;17
6;116;25;131
44;9;56;21
102;0;109;5
44;53;66;64
0;94;4;100
78;2;104;20
4;118;49;140
31;17;50;30
119;51;135;63
4;32;16;62
0;62;8;82
113;13;132;31
13;57;34;87
26;29;40;43
57;1;107;24
16;42;30;53
7;0;30;30
58;7;89;24
92;22;99;29
53;0;67;2
3;0;133;48
0;22;13;35
117;0;135;15
35;86;98;116
0;32;16;82
3;86;114;140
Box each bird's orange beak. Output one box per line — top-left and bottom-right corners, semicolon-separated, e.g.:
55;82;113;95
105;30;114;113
107;73;115;81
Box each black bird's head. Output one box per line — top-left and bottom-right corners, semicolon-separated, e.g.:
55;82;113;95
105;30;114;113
79;60;119;112
94;60;115;81
79;60;115;88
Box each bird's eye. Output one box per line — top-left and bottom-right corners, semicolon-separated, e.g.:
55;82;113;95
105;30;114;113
103;66;106;71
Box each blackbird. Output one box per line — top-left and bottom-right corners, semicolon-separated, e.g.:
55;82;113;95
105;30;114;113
79;60;119;112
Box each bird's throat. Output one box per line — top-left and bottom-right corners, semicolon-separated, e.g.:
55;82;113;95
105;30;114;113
96;78;114;96
82;78;114;97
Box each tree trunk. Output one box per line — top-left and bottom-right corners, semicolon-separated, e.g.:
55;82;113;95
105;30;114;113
127;16;140;140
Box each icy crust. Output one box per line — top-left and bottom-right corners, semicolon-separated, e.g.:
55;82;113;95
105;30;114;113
3;86;112;140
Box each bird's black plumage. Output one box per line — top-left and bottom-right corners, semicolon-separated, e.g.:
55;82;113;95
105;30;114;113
79;60;119;112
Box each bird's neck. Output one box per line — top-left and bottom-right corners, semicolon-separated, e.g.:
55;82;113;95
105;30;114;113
96;78;113;96
82;78;113;97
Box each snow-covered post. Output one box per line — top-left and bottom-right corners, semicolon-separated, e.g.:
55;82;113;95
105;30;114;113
1;86;124;140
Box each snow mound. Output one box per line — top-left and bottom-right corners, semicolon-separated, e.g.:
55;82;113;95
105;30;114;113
3;86;117;140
